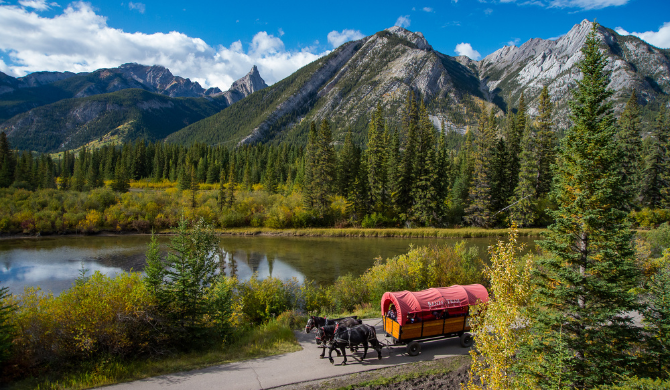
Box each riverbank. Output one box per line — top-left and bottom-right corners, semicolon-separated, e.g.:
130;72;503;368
0;227;545;240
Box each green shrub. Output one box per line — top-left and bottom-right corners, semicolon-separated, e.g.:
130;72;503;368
237;276;300;325
0;284;15;367
631;209;670;228
599;376;670;389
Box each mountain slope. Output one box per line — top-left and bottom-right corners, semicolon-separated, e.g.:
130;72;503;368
1;66;268;152
1;89;229;152
167;27;485;146
477;20;670;124
0;64;267;123
170;21;670;147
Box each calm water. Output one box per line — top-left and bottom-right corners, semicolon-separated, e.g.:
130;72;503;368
0;234;536;295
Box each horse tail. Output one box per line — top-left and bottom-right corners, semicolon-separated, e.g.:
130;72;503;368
368;324;377;341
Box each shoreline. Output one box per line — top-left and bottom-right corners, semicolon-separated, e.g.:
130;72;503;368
0;227;546;240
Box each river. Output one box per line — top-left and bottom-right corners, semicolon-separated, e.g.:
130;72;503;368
0;234;537;295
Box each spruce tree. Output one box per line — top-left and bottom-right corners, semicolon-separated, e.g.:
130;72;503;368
509;122;537;227
535;86;555;197
0;132;15;188
302;122;318;209
386;129;402;218
226;158;236;208
367;104;388;213
217;169;226;211
399;91;419;218
641;107;669;208
465;108;496;227
312;119;337;216
190;166;198;208
111;161;130;193
409;101;440;226
337;128;358;197
530;23;641;388
617;91;643;206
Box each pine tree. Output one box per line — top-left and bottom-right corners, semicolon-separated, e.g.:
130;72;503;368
312;119;337;216
641;107;669;208
226;158;236;208
303;122;318;209
0;132;15;188
386;129;402;218
337;128;358;198
399;91;419;218
409;101;439;226
506;95;525;200
190;166;198;208
535;86;555;197
509;122;537;227
217;169;226;211
617;91;643;206
529;23;641;388
465;107;496;227
367;104;388;213
111;161;130;193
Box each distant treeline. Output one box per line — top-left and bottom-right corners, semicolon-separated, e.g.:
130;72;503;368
0;87;668;232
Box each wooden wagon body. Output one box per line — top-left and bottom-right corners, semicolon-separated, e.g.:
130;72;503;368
381;284;488;355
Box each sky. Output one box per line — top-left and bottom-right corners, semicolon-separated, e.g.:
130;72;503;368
1;0;669;91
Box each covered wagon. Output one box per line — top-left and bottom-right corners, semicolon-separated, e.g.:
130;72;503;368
381;284;489;356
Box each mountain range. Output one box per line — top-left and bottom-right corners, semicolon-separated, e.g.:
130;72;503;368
1;19;669;153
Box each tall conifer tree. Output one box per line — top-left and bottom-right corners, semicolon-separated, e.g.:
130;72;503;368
529;23;640;388
465;107;496;227
535;86;555;197
509;122;537;227
641;107;669;208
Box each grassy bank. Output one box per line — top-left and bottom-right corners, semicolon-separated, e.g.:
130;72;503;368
212;227;546;238
7;320;301;390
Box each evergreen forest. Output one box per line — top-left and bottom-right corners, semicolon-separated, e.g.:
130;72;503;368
0;79;668;234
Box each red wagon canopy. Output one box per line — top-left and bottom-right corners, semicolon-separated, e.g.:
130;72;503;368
381;284;489;326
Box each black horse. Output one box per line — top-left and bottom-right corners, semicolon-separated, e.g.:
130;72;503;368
304;315;361;333
328;324;382;365
315;325;341;358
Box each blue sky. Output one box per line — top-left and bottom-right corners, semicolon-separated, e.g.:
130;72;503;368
1;0;669;90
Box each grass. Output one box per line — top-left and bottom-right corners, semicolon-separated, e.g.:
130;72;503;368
7;320;301;390
212;227;545;238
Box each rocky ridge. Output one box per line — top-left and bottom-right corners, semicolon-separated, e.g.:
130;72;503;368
477;19;670;123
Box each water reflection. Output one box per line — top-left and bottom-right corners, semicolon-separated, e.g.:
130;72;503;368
0;235;536;295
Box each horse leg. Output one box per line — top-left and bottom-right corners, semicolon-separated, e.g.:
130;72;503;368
362;341;368;360
320;345;325;358
340;346;347;365
372;339;382;359
328;343;336;364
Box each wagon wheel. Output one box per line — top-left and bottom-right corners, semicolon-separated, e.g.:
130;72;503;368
460;332;474;348
406;341;421;356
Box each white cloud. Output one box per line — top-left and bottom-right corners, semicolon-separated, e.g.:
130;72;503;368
455;42;481;60
484;8;493;14
615;22;670;49
422;7;433;12
18;0;51;10
0;2;328;89
395;15;411;28
278;27;284;37
548;0;627;9
128;1;145;14
507;38;521;46
496;0;626;9
327;29;364;48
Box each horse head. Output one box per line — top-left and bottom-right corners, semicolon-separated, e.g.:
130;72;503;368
305;317;315;333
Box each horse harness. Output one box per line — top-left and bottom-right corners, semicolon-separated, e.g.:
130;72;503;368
333;323;377;347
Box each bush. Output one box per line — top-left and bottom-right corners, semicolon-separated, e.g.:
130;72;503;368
237;276;300;325
7;272;160;371
599;376;670;389
631;209;670;228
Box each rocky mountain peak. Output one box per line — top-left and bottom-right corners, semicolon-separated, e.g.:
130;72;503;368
228;65;268;96
384;26;432;50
